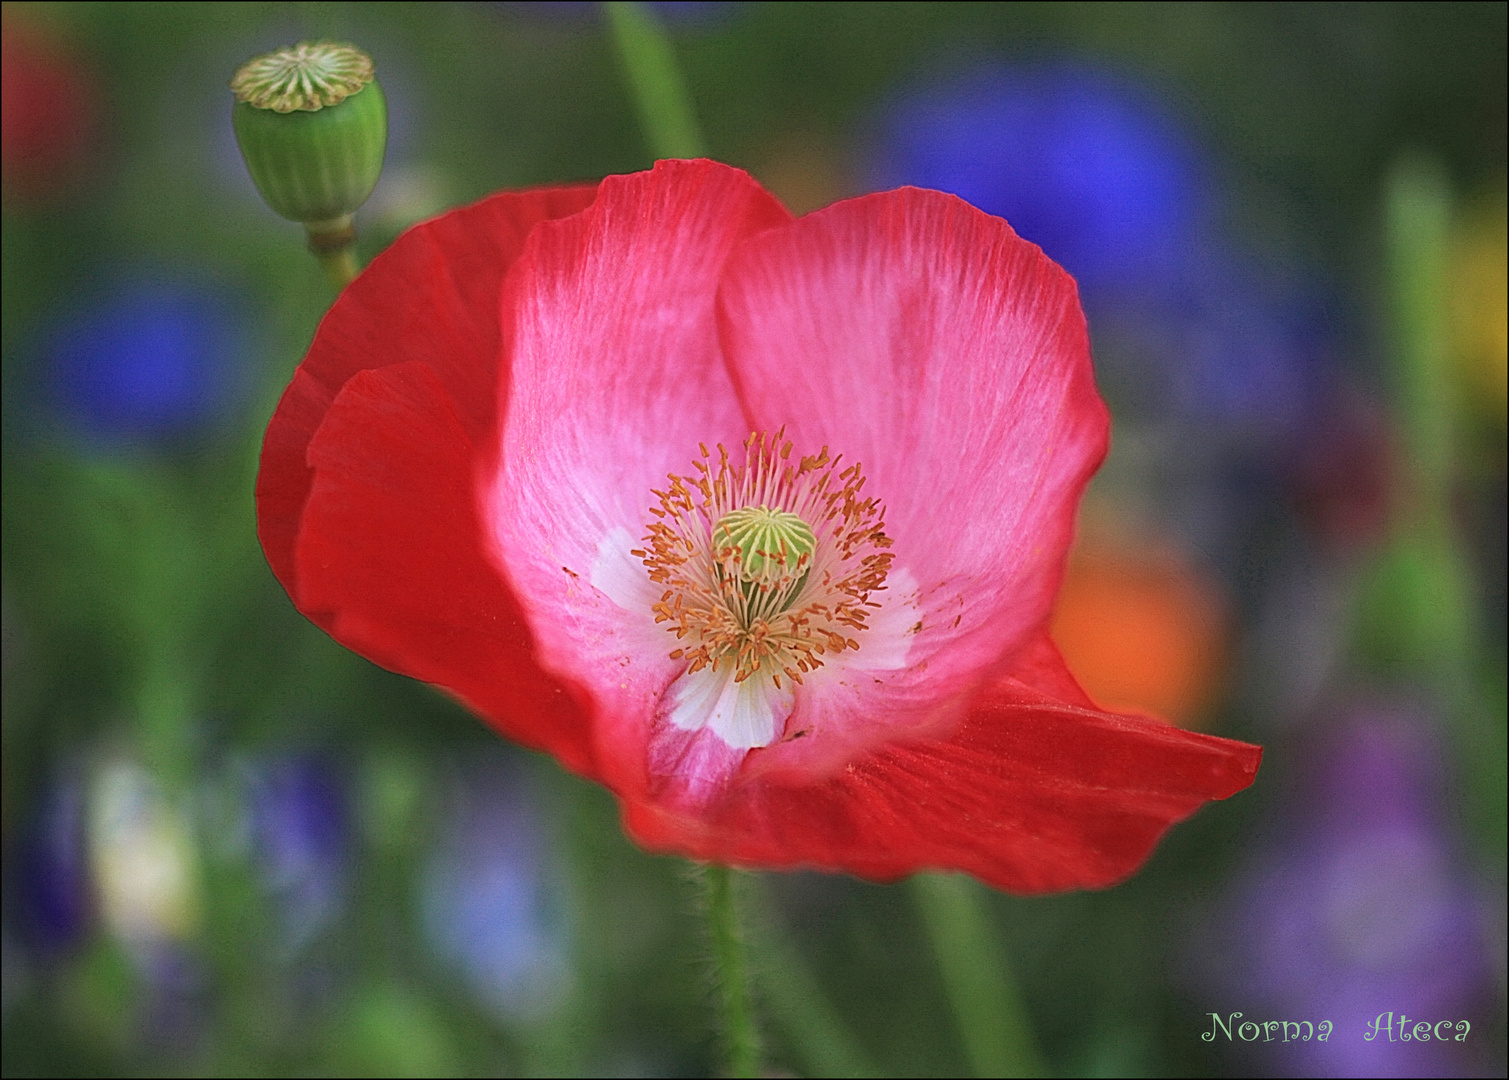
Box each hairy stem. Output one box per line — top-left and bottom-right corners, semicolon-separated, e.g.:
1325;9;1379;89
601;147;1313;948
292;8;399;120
702;863;759;1077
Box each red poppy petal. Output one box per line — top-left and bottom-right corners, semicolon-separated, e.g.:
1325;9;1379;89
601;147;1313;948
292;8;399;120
717;187;1109;767
995;631;1100;709
481;160;790;795
256;185;598;773
257;184;597;595
624;635;1260;893
294;361;595;776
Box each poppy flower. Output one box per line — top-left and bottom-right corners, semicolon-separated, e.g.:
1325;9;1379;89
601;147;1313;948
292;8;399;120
257;159;1259;893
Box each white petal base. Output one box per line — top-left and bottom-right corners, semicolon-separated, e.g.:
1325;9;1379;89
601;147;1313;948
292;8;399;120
845;566;920;672
665;665;795;749
589;526;662;612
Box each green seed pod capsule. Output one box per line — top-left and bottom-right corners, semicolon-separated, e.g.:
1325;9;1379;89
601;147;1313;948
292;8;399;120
231;42;387;230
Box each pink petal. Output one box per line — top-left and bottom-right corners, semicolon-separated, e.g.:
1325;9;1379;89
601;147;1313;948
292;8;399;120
717;187;1109;770
482;160;791;797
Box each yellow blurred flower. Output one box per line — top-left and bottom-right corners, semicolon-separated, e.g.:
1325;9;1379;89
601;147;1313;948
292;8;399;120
1449;192;1507;424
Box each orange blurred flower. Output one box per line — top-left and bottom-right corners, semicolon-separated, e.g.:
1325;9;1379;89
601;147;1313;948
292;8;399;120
1051;525;1227;728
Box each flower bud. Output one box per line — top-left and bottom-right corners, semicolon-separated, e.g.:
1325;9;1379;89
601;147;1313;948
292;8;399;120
230;42;386;230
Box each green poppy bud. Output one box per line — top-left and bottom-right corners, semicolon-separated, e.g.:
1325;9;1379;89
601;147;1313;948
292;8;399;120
231;42;387;233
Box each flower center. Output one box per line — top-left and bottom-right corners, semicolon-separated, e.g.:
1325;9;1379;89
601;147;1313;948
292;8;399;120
712;504;816;620
636;431;892;689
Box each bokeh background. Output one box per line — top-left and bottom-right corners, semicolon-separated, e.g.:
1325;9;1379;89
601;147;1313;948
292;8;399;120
2;3;1504;1076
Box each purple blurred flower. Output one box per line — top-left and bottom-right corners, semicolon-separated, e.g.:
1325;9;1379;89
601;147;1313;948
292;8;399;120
1199;709;1495;1077
43;275;250;444
242;753;352;953
7;769;92;954
8;759;212;1046
420;758;569;1023
133;941;210;1052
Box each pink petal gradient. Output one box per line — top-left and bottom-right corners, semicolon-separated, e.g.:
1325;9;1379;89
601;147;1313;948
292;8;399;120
717;187;1109;777
482;160;791;797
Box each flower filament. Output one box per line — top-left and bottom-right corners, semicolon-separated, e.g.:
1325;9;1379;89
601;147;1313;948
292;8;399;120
636;431;892;690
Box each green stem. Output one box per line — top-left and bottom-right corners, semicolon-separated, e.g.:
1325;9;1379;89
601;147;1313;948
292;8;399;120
1348;158;1476;686
702;863;759;1078
745;878;879;1078
604;1;707;160
315;246;361;289
1385;155;1454;518
1381;157;1505;864
913;873;1044;1078
306;216;362;289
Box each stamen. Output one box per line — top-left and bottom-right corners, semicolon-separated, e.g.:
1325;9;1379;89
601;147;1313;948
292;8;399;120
639;430;892;690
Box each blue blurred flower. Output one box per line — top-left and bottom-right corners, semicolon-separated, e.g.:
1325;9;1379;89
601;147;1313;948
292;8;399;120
1157;252;1335;432
643;0;733;19
870;62;1210;291
1089;247;1338;433
420;758;569;1024
43;276;249;444
1196;709;1495;1077
7;769;92;955
869;62;1336;434
242;753;352;954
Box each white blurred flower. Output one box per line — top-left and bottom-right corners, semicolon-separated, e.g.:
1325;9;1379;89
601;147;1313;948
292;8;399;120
88;759;200;948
